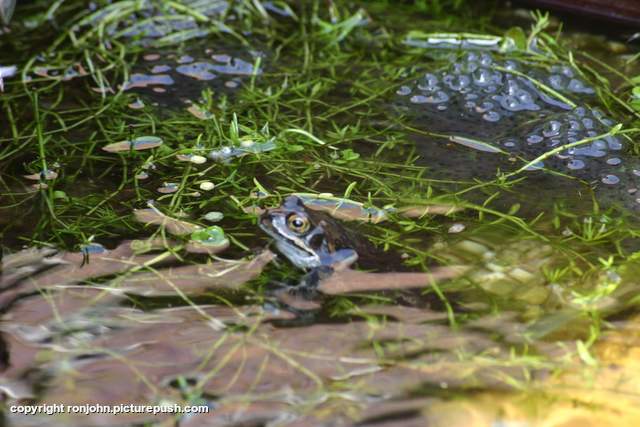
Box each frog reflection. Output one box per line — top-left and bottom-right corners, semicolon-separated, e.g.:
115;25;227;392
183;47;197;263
259;196;360;270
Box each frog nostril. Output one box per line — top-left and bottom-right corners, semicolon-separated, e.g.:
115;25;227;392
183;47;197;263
260;215;274;229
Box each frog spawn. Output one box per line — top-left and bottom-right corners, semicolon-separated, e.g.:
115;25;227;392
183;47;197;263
497;107;624;181
122;48;261;107
397;53;595;117
396;52;640;210
85;0;230;46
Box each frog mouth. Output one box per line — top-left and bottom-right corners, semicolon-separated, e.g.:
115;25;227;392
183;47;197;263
259;215;321;269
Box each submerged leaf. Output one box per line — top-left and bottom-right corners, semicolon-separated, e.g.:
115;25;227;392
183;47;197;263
317;266;469;294
133;208;201;235
398;204;464;218
110;250;275;296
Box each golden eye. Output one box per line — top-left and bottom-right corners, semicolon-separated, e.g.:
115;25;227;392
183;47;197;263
287;214;310;234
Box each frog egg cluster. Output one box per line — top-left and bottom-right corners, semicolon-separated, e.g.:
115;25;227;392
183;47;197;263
542;65;595;95
497;106;624;183
396;52;596;125
123;50;260;104
396;52;639;205
105;0;229;45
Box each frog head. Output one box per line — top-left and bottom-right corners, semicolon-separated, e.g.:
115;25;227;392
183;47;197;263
259;196;358;270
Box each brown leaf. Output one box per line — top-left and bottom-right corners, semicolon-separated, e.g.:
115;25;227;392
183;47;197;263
273;288;322;311
0;242;173;308
2;287;121;331
184;239;230;255
111;250;275;296
133;208;201;235
398;204;464;218
180;400;292;427
352;305;449;323
317;266;469;294
2;247;58;272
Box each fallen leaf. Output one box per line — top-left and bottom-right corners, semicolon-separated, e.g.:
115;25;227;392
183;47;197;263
317;266;469;294
398;204;464;218
134;208;201;235
102;136;163;153
0;242;174;308
110;250;275;296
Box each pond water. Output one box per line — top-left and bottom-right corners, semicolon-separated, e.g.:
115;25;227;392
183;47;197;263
2;1;640;426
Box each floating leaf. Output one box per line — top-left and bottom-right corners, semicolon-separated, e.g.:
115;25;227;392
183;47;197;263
199;181;215;191
28;183;48;191
128;98;145;109
186;226;230;254
23;169;58;181
177;153;207;164
187;104;214;120
243;205;264;215
397;204;464;217
157;182;179;194
291;193;462;222
203;211;224;222
52;191;69;201
449;135;503;153
404;31;510;51
208;139;277;163
293;193;388;223
334;148;360;164
504;27;526;51
0;241;172;305
102;136;163;153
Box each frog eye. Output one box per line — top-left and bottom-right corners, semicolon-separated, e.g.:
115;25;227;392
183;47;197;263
286;213;310;234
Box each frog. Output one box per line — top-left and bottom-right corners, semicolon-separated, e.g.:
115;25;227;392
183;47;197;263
259;195;361;271
259;196;463;310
